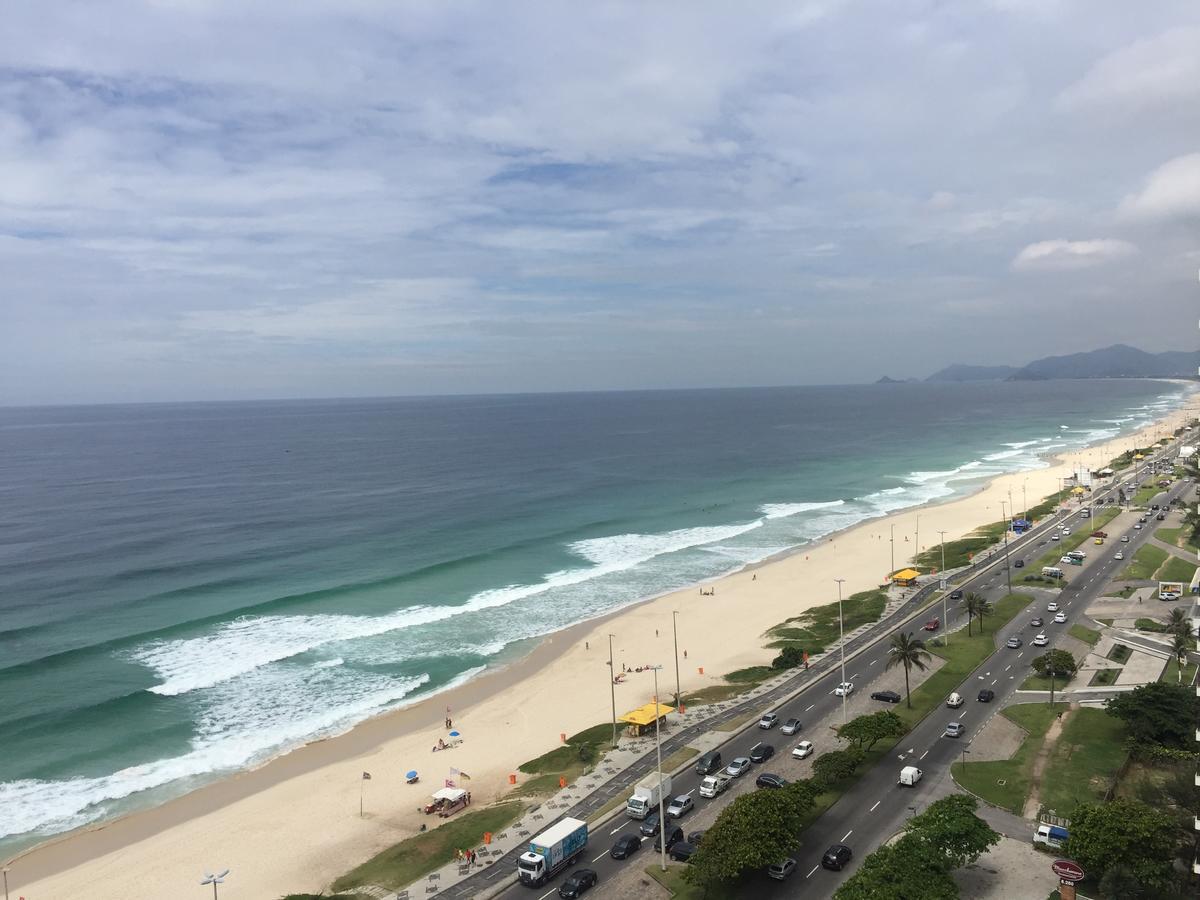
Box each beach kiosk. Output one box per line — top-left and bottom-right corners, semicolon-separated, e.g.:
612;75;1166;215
891;568;920;587
423;786;470;817
618;701;675;737
1012;518;1031;534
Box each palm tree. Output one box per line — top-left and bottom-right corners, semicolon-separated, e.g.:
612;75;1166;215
887;631;931;708
1166;607;1189;636
1170;631;1190;683
960;592;992;635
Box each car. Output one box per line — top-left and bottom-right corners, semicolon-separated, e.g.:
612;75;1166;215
758;713;779;730
923;617;940;631
749;742;775;763
1006;635;1022;648
755;773;787;789
695;750;722;775
1062;528;1071;535
653;826;684;854
1030;616;1044;627
668;841;697;863
949;589;964;600
1053;612;1067;623
558;869;598;899
822;843;853;871
1121;535;1130;542
1033;633;1048;646
1134;523;1142;529
944;722;964;738
792;740;814;759
977;689;995;702
1047;601;1059;612
1151;504;1159;510
666;795;693;819
1014;559;1025;568
610;834;641;860
767;858;797;881
725;757;751;778
834;681;855;696
1050;534;1060;541
1156;513;1166;520
1114;551;1124;560
780;717;802;735
946;692;964;707
871;689;902;703
640;811;662;837
687;831;705;846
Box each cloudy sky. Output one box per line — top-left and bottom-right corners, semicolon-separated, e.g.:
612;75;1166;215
2;1;1199;404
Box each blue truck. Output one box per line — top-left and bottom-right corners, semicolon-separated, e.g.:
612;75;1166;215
517;816;588;887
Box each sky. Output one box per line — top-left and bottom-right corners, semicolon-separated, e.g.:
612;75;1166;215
2;0;1200;404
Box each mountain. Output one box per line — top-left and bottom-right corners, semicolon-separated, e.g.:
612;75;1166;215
925;364;1019;382
875;375;919;384
1008;344;1200;381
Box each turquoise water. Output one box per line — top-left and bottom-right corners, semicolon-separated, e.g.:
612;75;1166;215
0;380;1188;853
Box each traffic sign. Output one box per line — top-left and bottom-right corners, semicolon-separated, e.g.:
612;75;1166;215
1052;859;1085;882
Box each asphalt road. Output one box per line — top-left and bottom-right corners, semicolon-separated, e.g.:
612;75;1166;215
490;452;1183;900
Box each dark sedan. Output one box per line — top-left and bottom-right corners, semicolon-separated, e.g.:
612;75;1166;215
977;689;995;702
609;834;641;860
821;843;853;871
870;690;902;703
558;868;598;899
755;773;787;789
669;841;698;862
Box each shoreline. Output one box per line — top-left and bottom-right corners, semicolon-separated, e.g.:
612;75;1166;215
9;392;1199;898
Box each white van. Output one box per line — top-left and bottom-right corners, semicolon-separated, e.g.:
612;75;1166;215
898;766;923;787
1042;566;1064;579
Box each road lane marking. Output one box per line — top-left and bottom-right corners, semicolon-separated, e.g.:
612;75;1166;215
870;800;881;812
538;889;557;900
592;851;608;862
1004;665;1011;671
919;750;929;760
870;658;878;665
990;679;998;685
806;704;815;711
959;710;966;718
807;865;819;878
610;825;625;835
842;830;854;842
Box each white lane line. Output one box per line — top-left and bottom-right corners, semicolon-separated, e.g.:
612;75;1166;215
841;830;854;842
1004;665;1011;672
807;865;820;878
959;710;966;719
806;704;815;712
870;800;881;812
592;851;608;862
990;679;998;685
919;750;929;760
538;889;557;900
610;825;625;835
870;658;878;665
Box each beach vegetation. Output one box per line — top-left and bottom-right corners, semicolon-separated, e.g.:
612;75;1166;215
1106;683;1200;750
834;710;906;752
885;631;931;708
764;589;887;657
770;645;805;669
330;800;523;893
1068;623;1101;645
913;521;1008;572
722;664;774;684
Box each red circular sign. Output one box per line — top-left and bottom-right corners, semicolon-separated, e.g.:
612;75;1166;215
1052;859;1085;882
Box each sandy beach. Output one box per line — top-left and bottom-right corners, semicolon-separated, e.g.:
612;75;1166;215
8;395;1198;900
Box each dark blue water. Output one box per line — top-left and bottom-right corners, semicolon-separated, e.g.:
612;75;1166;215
0;380;1186;850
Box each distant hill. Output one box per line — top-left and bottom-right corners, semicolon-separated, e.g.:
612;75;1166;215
926;364;1020;382
1009;344;1200;381
875;375;919;384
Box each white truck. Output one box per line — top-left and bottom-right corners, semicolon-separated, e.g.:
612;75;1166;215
898;765;923;787
698;772;732;798
626;773;671;819
517;817;588;887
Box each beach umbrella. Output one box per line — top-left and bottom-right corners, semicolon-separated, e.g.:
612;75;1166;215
406;770;418;780
449;731;460;737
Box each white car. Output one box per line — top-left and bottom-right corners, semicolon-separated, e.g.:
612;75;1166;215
780;718;802;735
1053;612;1067;624
726;757;751;778
666;795;693;819
1051;534;1060;541
1134;523;1142;529
1033;633;1048;646
834;681;854;696
1062;529;1071;535
1114;552;1124;560
758;713;779;730
792;740;814;759
1047;601;1059;612
1120;535;1130;542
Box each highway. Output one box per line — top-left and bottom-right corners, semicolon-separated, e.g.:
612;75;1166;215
486;450;1181;900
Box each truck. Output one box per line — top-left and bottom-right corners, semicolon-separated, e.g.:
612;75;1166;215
1034;823;1069;849
698;772;733;798
898;766;923;787
626;773;671;819
517;817;588;887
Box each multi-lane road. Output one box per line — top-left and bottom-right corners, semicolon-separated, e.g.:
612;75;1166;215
491;453;1182;900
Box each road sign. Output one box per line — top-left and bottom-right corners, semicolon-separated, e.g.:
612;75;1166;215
1052;859;1085;882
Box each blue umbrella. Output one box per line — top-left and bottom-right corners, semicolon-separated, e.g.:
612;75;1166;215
406;770;418;780
449;731;460;737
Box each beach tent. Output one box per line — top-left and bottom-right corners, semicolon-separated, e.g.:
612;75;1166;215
619;701;675;736
1098;468;1114;476
891;568;920;586
433;787;467;803
1133;453;1145;460
1070;486;1086;495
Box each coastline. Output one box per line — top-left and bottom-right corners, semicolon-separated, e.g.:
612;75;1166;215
9;394;1198;899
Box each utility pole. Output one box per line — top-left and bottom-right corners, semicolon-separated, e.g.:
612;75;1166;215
938;530;948;645
914;513;919;562
1000;500;1012;594
889;523;895;577
650;665;667;872
608;633;618;748
835;578;847;723
671;611;682;711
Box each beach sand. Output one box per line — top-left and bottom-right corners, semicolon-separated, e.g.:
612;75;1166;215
8;398;1198;899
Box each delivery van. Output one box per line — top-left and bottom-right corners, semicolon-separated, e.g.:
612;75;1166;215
1042;566;1064;579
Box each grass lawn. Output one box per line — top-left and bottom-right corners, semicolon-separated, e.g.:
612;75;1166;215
1154;526;1182;546
1089;668;1120;686
685;681;759;707
913;521;1009;571
1135;617;1167;632
1068;623;1101;645
1020;672;1074;692
722;665;775;685
512;722;614;797
1155;554;1196;584
951;702;1059;814
1038;708;1128;817
1119;544;1168;581
1160;656;1197;686
766;589;888;656
331;801;524;893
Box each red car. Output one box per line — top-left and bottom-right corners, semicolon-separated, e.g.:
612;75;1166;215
923;618;940;631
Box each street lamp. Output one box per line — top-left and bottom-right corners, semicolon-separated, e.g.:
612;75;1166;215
650;665;668;872
607;633;618;748
671;611;682;711
835;578;847;723
889;523;895;576
201;869;229;899
999;500;1012;594
937;530;948;646
3;864;9;900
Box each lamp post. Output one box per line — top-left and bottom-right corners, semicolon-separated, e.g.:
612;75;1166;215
889;524;895;577
835;578;847;723
914;513;919;560
650;665;668;873
608;633;618;748
1000;500;1012;594
671;611;682;711
201;869;229;900
937;530;948;645
1022;479;1028;521
3;865;9;900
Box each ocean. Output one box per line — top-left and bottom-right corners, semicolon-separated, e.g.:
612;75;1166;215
0;380;1188;853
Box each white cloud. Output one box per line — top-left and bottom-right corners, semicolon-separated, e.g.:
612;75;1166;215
1119;153;1200;222
1011;239;1138;271
1058;27;1200;111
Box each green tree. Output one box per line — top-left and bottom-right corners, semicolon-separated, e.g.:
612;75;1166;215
1064;798;1177;891
1098;863;1146;899
886;631;931;708
832;837;958;900
835;710;907;752
960;592;990;636
1165;607;1189;635
811;748;865;788
683;779;815;890
771;646;805;670
1106;682;1200;749
1031;648;1078;679
901;794;999;871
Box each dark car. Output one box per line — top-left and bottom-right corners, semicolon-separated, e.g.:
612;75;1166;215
749;742;775;763
1014;559;1025;568
949;589;964;600
558;868;598;899
639;811;661;837
1030;616;1043;627
695;750;722;776
755;773;787;789
668;841;698;862
687;830;705;846
821;843;853;871
977;689;995;702
871;690;902;703
654;826;684;853
610;834;641;860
